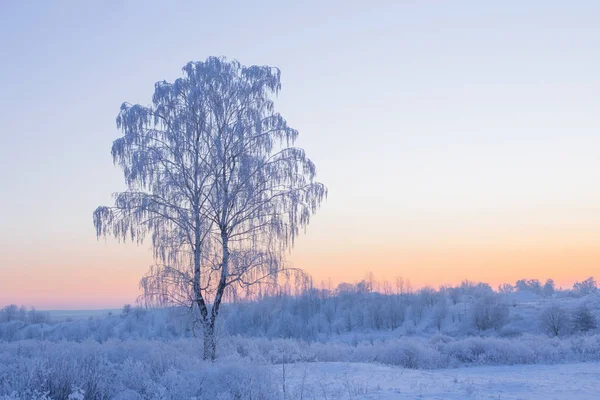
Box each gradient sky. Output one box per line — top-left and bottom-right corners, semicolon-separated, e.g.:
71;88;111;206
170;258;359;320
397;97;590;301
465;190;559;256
1;1;599;309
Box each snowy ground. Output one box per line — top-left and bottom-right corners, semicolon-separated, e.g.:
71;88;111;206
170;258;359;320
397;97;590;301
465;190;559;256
280;362;600;400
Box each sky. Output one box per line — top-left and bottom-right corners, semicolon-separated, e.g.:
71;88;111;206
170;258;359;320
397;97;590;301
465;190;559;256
0;0;599;309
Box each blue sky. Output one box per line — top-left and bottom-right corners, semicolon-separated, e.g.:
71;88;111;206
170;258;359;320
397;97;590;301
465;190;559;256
1;1;599;308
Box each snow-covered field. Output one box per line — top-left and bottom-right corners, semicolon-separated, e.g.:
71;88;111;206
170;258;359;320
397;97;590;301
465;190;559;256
281;362;600;400
1;336;599;399
1;283;598;398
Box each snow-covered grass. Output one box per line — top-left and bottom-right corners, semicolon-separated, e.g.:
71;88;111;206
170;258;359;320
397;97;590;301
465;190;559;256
1;281;598;398
0;339;277;400
1;334;600;399
278;361;600;400
223;333;600;368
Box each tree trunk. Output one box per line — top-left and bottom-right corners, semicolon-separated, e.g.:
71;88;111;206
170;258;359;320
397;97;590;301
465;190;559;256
202;231;229;361
203;321;216;361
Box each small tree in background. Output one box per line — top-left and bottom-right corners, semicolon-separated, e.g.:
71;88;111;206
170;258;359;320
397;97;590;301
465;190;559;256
571;305;597;333
121;304;132;316
1;305;19;322
94;57;326;360
432;300;448;331
540;303;570;337
471;295;509;332
542;279;555;297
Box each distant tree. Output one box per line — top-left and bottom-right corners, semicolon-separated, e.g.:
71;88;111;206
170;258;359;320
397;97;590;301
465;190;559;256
527;279;542;295
410;301;425;326
472;282;493;298
356;280;372;294
366;297;384;329
386;297;405;330
542;279;555;297
2;305;18;322
471;295;509;331
498;283;514;295
365;271;376;292
515;279;529;292
571;305;597;332
573;277;597;296
336;282;356;295
418;286;437;307
460;280;475;295
381;279;392;295
122;304;132;316
18;306;27;321
447;287;462;305
432;300;448;331
395;276;412;297
540;303;570;337
94;57;326;360
27;307;49;324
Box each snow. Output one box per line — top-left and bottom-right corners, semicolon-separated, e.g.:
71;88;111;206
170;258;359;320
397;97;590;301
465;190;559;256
1;281;598;398
280;362;600;399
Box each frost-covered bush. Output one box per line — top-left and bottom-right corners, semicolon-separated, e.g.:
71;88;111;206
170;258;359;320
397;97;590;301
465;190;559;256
1;334;600;399
540;304;571;337
0;340;279;400
366;339;445;368
441;336;535;365
221;333;600;369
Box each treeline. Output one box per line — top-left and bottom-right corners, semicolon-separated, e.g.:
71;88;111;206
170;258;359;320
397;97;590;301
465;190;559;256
0;277;597;343
221;276;599;340
0;305;50;324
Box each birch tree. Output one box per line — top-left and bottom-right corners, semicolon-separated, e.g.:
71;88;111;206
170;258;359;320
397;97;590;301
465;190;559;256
93;57;326;360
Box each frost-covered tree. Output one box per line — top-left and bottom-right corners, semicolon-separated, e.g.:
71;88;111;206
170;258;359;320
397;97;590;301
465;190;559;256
94;57;326;360
432;300;448;331
515;279;529;292
539;303;570;337
121;304;132;316
571;305;597;333
542;279;555;297
471;295;509;332
527;279;542;295
498;283;514;295
573;277;597;296
418;286;437;307
1;305;19;322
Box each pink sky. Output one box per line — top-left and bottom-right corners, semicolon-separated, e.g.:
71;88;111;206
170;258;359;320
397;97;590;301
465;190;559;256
1;2;599;309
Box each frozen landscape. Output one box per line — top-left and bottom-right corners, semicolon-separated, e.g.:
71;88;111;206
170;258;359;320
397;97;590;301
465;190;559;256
2;2;600;399
1;279;599;399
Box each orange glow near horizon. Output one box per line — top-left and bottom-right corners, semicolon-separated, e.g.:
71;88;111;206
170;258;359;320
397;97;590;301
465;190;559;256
2;2;600;310
1;211;598;309
293;245;600;292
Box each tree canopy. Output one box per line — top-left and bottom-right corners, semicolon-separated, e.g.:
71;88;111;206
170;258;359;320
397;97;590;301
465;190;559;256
94;57;327;359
